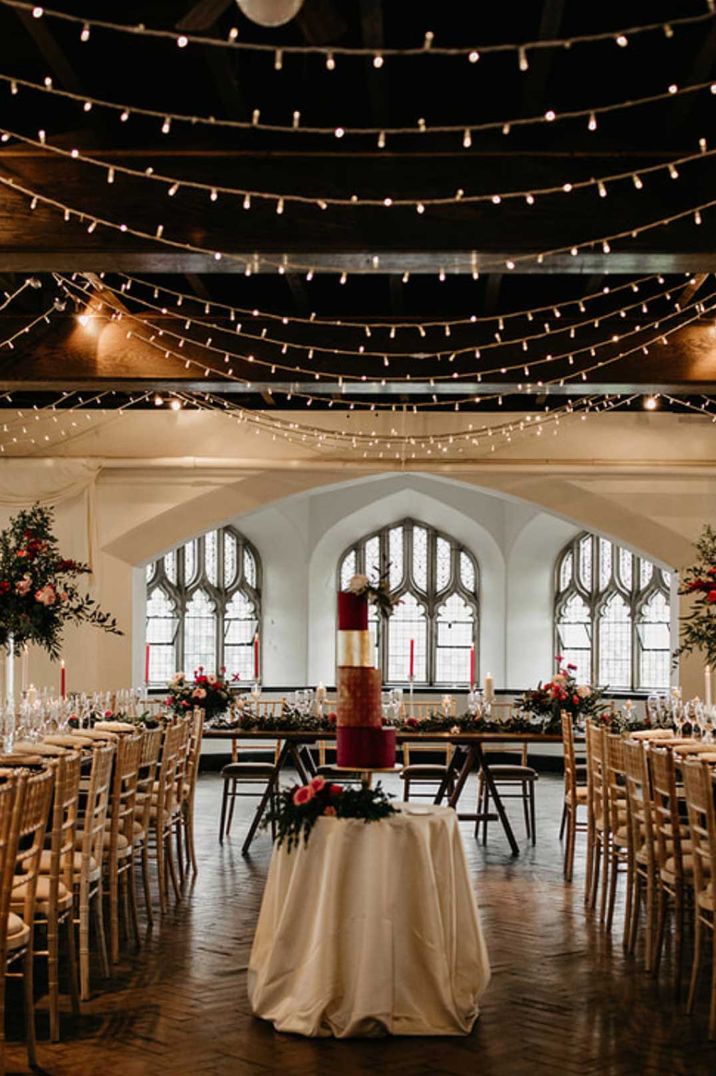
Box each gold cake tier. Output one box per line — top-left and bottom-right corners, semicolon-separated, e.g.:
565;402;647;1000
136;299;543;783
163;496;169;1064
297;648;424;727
336;629;374;668
337;666;382;729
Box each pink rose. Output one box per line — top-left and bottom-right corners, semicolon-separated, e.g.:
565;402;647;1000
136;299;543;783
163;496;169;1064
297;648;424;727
293;785;314;806
309;776;326;793
193;688;207;699
35;584;57;606
104;709;113;718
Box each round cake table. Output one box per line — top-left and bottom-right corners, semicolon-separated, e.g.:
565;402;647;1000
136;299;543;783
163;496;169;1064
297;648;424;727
247;804;491;1037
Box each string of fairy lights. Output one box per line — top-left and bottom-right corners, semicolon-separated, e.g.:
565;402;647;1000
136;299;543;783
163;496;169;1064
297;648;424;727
59;272;704;382
3;166;716;276
54;272;716;413
6;2;714;60
113;270;668;332
4;122;715;213
4;70;716;143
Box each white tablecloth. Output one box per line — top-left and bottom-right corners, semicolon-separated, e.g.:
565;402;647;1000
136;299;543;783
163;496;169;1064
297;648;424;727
247;804;490;1037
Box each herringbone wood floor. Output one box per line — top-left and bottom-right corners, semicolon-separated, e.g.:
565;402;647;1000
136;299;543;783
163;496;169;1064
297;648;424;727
4;771;716;1075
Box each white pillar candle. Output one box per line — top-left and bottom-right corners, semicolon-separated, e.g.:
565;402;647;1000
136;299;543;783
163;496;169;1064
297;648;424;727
705;665;713;708
484;673;494;702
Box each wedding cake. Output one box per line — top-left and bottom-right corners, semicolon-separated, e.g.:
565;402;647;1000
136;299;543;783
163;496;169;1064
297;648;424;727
336;587;396;768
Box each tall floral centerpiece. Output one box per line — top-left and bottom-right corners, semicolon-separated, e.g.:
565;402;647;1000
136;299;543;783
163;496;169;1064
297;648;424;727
516;657;605;732
0;505;121;738
675;525;716;701
166;668;232;720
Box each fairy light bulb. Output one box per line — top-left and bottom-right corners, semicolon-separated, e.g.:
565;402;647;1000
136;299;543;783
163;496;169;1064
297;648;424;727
177;35;188;48
544;109;556;122
616;34;628;47
326;53;335;70
632;173;643;189
518;46;528;71
373;53;384;68
80;22;90;42
588;112;597;131
463;128;472;148
468;50;479;63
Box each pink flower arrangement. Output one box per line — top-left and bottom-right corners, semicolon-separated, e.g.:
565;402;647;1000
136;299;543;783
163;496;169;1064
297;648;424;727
293;785;314;806
266;777;395;850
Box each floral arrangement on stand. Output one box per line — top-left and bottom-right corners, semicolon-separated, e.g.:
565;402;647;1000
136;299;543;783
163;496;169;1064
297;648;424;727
0;504;121;658
515;657;606;733
264;775;396;851
675;524;716;668
346;568;401;617
166;668;232;720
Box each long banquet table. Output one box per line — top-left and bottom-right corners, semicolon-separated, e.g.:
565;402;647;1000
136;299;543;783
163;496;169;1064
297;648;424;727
204;727;564;856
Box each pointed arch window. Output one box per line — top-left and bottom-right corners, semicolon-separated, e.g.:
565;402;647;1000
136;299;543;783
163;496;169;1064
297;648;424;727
555;532;671;691
145;526;261;686
337;519;479;686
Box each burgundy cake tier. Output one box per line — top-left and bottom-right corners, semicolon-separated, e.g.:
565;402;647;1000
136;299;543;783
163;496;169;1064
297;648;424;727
337;590;368;631
337;666;382;728
336;726;396;769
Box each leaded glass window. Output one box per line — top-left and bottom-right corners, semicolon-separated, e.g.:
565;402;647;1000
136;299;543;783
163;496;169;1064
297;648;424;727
337;519;479;686
555;533;671;691
145;526;261;686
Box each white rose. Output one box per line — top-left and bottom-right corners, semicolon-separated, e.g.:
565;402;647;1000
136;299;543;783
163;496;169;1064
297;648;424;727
347;573;369;594
576;685;591;698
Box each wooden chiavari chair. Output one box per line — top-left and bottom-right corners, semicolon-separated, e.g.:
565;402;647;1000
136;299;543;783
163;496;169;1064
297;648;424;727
27;751;81;1042
560;711;588;882
133;727;162;925
181;709;204;877
622;738;657;965
0;776;24;1075
602;733;630;930
73;742;114;1000
585;722;608;910
7;769;53;1068
682;759;716;1039
103;732;142;963
148;721;184;912
650;745;692;992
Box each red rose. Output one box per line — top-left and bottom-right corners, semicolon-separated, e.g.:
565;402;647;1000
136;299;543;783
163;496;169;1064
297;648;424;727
554;654;564;663
407;716;419;727
572;694;579;705
708;567;716;576
567;663;577;670
329;784;343;796
708;590;716;604
16;549;27;558
0;581;9;593
327;711;337;724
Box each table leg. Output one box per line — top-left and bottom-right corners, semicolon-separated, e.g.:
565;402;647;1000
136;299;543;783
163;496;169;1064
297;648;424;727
477;745;520;857
447;746;479;811
241;740;291;856
289;742;314;784
432;748;471;809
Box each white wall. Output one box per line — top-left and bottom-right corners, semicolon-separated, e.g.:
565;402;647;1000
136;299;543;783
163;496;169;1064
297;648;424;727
2;409;714;697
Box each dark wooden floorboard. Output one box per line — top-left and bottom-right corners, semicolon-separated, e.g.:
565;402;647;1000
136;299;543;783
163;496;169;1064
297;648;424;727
4;772;716;1075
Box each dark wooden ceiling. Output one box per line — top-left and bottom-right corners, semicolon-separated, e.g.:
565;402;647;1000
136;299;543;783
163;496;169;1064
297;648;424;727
0;0;714;412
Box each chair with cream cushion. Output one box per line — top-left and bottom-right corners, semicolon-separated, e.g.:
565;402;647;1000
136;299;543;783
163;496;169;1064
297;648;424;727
622;738;658;965
28;751;82;1041
602;732;630;930
585;721;608;910
477;702;538;845
147;721;185;912
0;776;24;1074
649;744;693;992
133;726;162;924
180;709;204;876
72;742;114;1000
682;758;716;1038
560;711;588;881
103;732;142;964
7;769;54;1069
